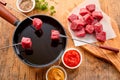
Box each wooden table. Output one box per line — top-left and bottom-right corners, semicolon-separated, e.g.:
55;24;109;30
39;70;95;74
0;0;120;80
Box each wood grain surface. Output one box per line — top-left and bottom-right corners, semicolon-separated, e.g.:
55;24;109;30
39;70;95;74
82;19;120;71
0;0;120;80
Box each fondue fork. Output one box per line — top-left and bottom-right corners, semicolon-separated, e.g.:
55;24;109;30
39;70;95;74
60;34;119;53
0;43;21;50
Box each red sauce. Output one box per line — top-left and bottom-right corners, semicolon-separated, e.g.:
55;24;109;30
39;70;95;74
63;50;80;67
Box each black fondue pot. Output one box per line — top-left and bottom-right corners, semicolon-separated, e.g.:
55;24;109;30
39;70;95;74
0;3;67;68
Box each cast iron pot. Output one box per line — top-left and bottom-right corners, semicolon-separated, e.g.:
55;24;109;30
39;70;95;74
0;3;67;68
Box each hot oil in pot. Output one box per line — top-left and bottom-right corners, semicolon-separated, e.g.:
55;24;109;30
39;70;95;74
17;22;66;66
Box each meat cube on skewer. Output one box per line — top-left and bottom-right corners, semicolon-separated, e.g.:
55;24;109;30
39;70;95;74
21;37;32;49
51;30;60;40
33;18;43;30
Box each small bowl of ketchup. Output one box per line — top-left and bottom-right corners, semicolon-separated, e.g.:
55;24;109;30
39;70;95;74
62;48;82;69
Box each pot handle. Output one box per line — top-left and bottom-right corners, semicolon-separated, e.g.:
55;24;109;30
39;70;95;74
0;2;19;26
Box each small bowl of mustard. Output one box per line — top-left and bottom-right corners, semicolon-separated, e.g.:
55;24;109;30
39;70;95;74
16;0;35;13
46;66;67;80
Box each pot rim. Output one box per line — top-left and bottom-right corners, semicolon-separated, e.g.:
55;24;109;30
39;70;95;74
12;14;67;68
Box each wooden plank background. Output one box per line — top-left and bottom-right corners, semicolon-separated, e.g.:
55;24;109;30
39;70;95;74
0;0;120;80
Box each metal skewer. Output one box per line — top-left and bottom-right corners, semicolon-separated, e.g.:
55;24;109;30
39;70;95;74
60;34;119;53
7;4;33;21
0;43;21;50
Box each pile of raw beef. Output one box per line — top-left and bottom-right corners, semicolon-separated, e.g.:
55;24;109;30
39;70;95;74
68;4;106;42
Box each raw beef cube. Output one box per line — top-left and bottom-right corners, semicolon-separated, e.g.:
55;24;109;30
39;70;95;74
79;8;89;16
33;18;43;30
96;31;106;42
85;24;94;34
94;22;103;33
70;21;77;30
86;4;95;12
83;14;94;24
92;19;98;25
70;20;84;31
68;14;79;22
92;11;103;21
79;17;86;26
75;28;86;37
21;37;32;49
51;30;60;40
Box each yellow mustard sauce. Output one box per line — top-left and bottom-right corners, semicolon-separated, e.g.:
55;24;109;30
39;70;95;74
47;67;65;80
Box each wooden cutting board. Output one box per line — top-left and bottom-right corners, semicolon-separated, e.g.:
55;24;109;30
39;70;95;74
28;0;120;74
60;0;120;72
54;0;120;72
81;19;120;72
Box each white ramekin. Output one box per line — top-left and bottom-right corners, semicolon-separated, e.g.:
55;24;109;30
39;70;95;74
46;65;67;80
62;48;82;69
16;0;35;13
